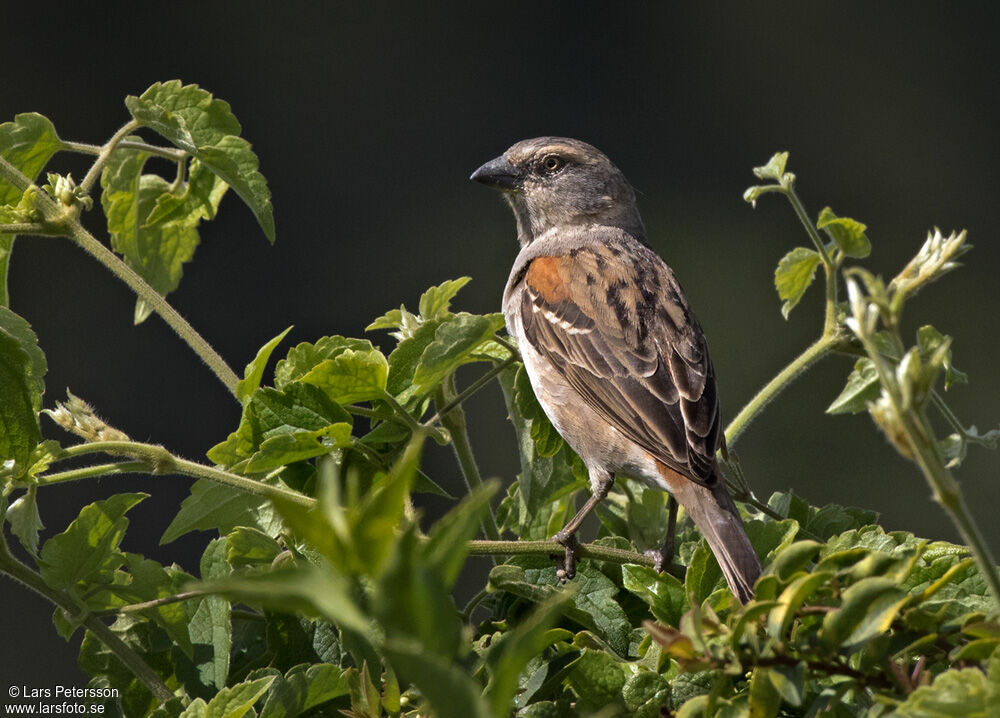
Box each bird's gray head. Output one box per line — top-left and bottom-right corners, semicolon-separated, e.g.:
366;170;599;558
470;137;644;246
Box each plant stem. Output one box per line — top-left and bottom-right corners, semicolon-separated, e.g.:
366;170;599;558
100;590;208;616
0;535;174;704
724;333;840;448
0;222;52;235
423;354;518;428
0;154;240;398
57;440;316;507
36;461;150;485
79;120;139;193
436;379;501;542
466;538;685;579
61;139;187;163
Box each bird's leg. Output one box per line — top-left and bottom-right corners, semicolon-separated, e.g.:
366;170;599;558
553;472;615;581
644;495;678;573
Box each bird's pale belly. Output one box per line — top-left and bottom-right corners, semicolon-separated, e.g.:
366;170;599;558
515;331;668;494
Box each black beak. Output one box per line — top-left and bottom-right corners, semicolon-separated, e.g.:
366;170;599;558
470;155;522;190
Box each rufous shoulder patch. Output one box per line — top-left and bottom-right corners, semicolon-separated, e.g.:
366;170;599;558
525;255;570;303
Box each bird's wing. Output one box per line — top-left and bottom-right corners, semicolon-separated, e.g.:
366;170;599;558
516;242;721;483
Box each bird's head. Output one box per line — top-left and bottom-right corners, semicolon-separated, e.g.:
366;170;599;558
470;137;644;245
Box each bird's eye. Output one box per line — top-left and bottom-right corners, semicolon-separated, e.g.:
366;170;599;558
539;154;565;174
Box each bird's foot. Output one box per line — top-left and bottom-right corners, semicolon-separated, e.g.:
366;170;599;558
644;536;675;574
552;530;579;583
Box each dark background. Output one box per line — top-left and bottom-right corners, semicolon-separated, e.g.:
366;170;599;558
2;2;998;690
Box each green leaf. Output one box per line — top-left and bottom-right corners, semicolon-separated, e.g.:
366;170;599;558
297;347;389;405
6;485;43;555
817;206;871;259
622;564;688;627
119;553;196;655
766;571;832;639
747;667;781;718
39;493;147;591
161;479;282;544
490;558;632;656
101;149;229;324
274;336;376;388
423;480;500;587
383;639;492;718
259;663;350;718
893;665;1000;718
196;564;369;636
384;318;444;402
768;491;879;541
565;648;627;712
622;670;672;718
752;152;789;181
483;594;571;716
418;277;472;319
237;327;292;402
774;247;821;318
767;662;805;707
243;422;352;473
225;527;282;569
0;311;44;474
188;538;232;690
411;313;505;392
0;113;62;307
917;325;968;390
125;81;274;242
821;576;909;648
179;676;275;718
827;358;880;414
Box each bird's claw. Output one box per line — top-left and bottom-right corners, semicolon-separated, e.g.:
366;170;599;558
644;536;675;574
553;530;579;583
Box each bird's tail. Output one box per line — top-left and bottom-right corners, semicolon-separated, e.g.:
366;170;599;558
668;473;762;603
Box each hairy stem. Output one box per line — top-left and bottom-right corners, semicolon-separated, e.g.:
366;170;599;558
466;539;685;579
61;138;187;163
0;154;240;398
436;378;501;542
0;535;174;704
79;120;139;193
36;461;151;486
724;333;840;448
57;440;316;507
424;354;518;428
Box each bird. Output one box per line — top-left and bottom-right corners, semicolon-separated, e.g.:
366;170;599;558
470;137;762;603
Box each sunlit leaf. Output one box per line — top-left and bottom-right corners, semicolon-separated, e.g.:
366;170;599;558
774;247;821;318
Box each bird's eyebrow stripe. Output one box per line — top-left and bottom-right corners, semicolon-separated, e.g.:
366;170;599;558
524;256;570;303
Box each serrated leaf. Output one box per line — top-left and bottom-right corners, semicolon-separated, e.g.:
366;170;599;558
0;113;62;307
623;564;688;627
295;347;389;405
6;485;43;555
236;327;292;402
187;538;232;690
161;479;282;544
243;422;352;473
622;670;672;718
0;315;44;474
125;81;274;242
259;663;350;718
101;149;228;324
225;527;281;568
0;306;46;410
817;206;871;258
565;648;627;712
774;247;821;318
893;665;999;718
39;493;147;591
418;277;472;319
120;552;196;655
179;676;275;718
827;358;880;414
490;558;632;656
411;313;505;392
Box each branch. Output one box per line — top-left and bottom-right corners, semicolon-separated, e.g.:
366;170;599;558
466;538;685;579
0;535;174;704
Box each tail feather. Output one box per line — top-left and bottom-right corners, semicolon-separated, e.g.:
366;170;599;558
669;475;762;603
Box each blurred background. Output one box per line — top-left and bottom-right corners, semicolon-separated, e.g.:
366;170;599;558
1;2;998;688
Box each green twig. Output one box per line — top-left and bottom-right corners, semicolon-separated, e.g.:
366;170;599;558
57;440;315;508
61;138;187;163
466;538;685;579
424;354;518;428
0;153;240;398
36;461;150;486
0;535;174;704
79;120;139;193
436;379;502;542
724;333;840;449
0;222;54;235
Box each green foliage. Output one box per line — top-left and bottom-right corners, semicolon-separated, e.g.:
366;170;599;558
0;92;997;718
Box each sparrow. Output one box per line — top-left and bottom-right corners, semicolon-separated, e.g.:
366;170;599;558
471;137;762;602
